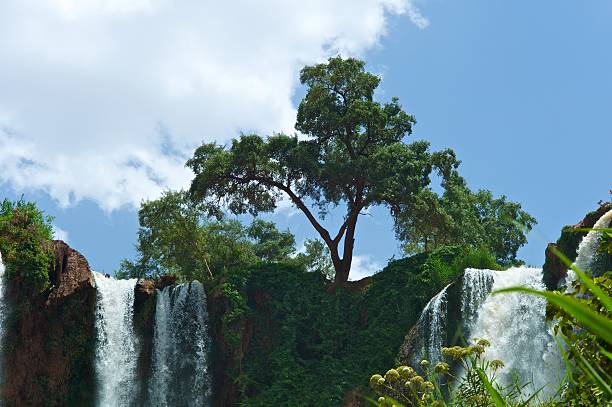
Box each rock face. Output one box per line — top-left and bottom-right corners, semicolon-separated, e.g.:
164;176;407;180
3;240;96;406
48;240;95;304
542;202;612;289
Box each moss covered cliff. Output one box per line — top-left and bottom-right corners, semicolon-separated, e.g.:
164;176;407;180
2;240;96;407
205;245;498;406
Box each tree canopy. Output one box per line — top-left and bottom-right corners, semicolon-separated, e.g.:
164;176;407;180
187;56;459;284
395;175;537;265
116;191;331;280
0;198;54;293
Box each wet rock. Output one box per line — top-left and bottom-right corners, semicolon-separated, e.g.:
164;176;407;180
542;202;612;289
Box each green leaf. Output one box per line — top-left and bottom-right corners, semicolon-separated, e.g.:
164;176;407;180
475;368;506;407
571;341;612;398
550;246;612;312
517;385;544;407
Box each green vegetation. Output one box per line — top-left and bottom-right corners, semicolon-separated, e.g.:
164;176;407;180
394;175;536;266
204;245;498;406
0;198;54;293
116;190;328;280
186;56;463;284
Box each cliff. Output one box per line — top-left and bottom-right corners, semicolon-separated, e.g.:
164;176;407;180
2;240;96;406
542;202;612;289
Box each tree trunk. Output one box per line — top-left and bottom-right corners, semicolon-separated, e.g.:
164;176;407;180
333;209;359;285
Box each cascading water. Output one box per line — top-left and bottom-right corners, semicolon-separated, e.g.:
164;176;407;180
149;281;211;406
460;269;494;332
408;267;563;398
566;208;612;288
94;272;139;406
407;208;612;399
409;284;452;366
466;267;564;397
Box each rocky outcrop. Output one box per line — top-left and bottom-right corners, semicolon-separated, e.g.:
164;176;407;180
542;202;612;289
47;240;95;304
3;240;96;406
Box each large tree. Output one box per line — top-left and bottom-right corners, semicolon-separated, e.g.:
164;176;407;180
187;57;458;284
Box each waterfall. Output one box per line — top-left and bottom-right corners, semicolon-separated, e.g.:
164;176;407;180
566;208;612;288
466;267;564;397
93;272;139;407
411;284;452;365
407;267;562;397
149;281;211;406
461;269;494;333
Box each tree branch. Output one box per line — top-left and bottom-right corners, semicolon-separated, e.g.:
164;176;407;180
229;174;333;244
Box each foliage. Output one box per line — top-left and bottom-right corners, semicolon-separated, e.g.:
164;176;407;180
294;238;335;279
209;245;500;406
115;191;302;280
369;340;539;407
395;175;536;266
0;198;54;293
597;228;612;255
186;56;460;283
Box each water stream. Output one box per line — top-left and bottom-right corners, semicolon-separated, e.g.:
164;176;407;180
149;281;211;406
93;272;139;406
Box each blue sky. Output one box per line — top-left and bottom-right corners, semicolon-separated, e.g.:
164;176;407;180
1;1;610;276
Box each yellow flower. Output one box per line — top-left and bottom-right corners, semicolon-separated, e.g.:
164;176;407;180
490;360;505;370
423;381;435;393
384;369;400;383
397;365;416;380
476;338;491;348
369;374;383;389
434;362;450;374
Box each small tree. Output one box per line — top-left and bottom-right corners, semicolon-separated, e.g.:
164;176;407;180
0;198;54;293
187;57;458;285
395;174;536;266
117;191;300;280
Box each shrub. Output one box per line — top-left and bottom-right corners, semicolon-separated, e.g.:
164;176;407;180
0;198;54;293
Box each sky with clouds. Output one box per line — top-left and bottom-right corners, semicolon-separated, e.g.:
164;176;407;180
1;1;610;276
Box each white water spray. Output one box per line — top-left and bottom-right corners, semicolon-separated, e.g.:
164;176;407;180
411;284;452;365
93;272;139;407
467;267;564;397
461;269;494;332
149;281;211;406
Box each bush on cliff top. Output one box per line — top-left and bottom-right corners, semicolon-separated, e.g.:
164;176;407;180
212;245;499;406
0;198;54;293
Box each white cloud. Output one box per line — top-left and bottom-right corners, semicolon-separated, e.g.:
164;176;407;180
348;254;382;280
52;225;70;242
0;0;428;211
